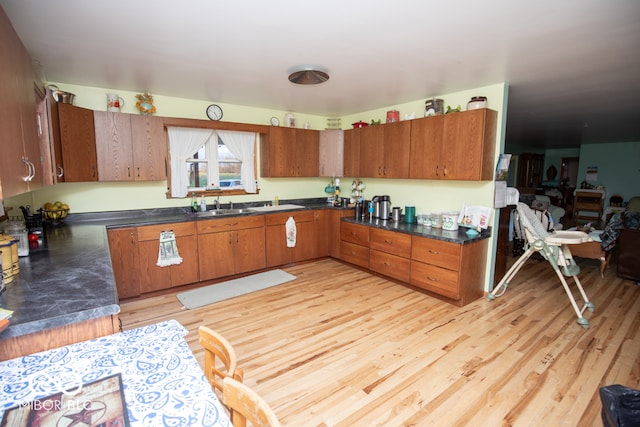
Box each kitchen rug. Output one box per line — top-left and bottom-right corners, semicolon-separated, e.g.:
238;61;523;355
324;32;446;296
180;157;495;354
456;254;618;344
176;269;296;309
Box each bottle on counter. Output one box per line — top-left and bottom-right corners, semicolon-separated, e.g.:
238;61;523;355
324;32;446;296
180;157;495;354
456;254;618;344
191;192;198;212
333;178;342;207
200;195;207;212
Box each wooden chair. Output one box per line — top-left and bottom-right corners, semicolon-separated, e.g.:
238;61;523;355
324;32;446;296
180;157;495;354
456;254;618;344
223;377;282;427
198;325;244;396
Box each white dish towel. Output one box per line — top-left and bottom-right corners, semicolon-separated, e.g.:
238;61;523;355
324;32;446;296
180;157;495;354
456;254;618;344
286;217;297;247
157;231;183;267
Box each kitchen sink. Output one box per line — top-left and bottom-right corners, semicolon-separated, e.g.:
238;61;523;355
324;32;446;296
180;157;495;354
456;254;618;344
192;208;252;217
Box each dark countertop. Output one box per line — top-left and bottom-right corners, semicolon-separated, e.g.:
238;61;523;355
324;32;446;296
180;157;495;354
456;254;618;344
0;197;489;340
0;198;345;339
342;217;491;244
0;222;120;339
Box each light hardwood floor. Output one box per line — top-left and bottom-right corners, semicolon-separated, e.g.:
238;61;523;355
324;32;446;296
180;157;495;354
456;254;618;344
119;256;640;426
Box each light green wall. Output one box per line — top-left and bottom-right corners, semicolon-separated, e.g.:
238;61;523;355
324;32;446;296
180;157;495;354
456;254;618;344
4;82;508;291
578;142;640;202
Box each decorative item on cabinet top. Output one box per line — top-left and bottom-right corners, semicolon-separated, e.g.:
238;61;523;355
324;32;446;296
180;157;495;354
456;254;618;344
135;92;156;115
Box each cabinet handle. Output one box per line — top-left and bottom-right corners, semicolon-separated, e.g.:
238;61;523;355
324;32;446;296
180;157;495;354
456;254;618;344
426;276;438;282
443;165;447;176
57;164;64;178
384;261;391;266
137;167;141;178
127;167;131;178
129;232;135;243
428;250;440;255
435;165;439;177
384;239;393;245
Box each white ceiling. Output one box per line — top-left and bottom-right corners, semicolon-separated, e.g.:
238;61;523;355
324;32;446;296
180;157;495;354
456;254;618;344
2;0;639;149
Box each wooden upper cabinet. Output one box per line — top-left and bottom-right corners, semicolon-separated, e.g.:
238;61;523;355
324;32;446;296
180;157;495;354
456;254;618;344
261;127;319;177
58;103;98;182
409;109;497;181
440;109;497;181
409;115;444;179
359;121;410;178
343;128;361;178
358;125;385;177
382;120;411;178
319;130;344;177
94;111;165;181
0;6;43;198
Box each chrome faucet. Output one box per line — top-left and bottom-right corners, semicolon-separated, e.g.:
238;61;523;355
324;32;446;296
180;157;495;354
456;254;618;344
229;201;234;209
214;196;220;210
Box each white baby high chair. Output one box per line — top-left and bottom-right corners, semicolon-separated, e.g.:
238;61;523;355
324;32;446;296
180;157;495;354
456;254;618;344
487;202;595;328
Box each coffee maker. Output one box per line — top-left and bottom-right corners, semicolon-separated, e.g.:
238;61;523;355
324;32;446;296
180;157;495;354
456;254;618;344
371;195;391;219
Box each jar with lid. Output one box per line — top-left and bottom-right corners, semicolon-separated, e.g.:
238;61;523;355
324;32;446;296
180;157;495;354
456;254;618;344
4;220;29;257
466;96;487;110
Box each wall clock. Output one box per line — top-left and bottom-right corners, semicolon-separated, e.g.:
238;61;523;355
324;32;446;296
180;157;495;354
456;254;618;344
206;104;223;121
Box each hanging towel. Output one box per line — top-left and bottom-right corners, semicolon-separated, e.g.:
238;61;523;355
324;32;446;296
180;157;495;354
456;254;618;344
286;217;297;247
157;231;183;267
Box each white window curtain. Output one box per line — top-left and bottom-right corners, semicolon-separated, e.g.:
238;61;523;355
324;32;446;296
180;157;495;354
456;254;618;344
167;127;214;198
215;130;258;193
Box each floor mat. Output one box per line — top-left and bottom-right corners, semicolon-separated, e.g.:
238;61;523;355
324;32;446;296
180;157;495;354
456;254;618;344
176;269;296;309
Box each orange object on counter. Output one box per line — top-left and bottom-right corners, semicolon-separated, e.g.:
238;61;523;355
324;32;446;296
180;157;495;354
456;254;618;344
0;319;9;334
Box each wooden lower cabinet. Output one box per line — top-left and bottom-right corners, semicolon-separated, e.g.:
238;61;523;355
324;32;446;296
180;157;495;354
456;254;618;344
137;222;199;293
410;235;488;306
339;222;370;268
197;216;266;281
329;209;354;258
265;210;321;267
369;228;411;282
0;315;118;361
107;227;140;298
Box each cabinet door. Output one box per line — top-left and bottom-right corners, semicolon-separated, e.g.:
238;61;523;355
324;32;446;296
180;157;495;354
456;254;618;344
359;125;385;177
442;109;497;180
17;46;42;191
409;115;444;179
198;232;236;280
170;235;199;286
382;120;411;178
58;104;98;182
130;114;165;181
294;128;319;176
265;225;290;267
138;239;173;293
343;128;361;178
319;130;343;177
94;111;134;181
107;228;140;298
0;20;29;197
262;127;294;177
45;89;65;183
234;227;266;273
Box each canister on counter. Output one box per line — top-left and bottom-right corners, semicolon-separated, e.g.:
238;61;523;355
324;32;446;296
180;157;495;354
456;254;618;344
405;206;416;223
430;212;442;228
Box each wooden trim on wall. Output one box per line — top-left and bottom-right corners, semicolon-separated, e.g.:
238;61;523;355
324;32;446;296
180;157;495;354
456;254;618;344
162;117;270;134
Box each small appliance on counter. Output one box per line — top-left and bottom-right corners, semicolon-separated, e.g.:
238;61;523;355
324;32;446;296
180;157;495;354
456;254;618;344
371;195;391;220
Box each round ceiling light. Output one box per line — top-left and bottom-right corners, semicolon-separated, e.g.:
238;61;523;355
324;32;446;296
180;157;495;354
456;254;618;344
288;67;330;85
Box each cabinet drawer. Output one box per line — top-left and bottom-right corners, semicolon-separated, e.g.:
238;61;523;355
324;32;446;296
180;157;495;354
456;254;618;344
410;261;460;300
340;241;369;268
370;228;411;258
370;249;411;282
264;210;314;226
411;236;461;271
137;221;195;241
196;215;265;234
341;222;370;246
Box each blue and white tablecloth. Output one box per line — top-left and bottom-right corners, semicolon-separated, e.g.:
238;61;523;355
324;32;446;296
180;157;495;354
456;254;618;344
0;319;231;427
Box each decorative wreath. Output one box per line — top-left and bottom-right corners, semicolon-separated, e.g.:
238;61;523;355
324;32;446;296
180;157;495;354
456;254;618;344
135;92;157;115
